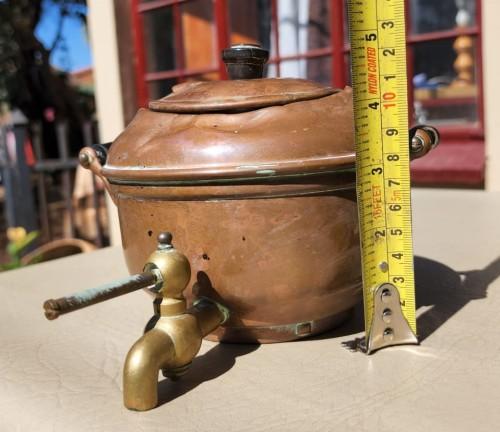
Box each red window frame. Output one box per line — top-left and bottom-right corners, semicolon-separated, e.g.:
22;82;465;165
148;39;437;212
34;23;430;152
130;0;484;146
130;0;348;107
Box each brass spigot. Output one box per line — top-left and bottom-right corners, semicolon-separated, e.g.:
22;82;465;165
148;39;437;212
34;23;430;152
123;232;229;411
43;232;229;412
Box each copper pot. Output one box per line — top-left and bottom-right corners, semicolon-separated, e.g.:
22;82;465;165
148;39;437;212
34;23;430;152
80;45;437;343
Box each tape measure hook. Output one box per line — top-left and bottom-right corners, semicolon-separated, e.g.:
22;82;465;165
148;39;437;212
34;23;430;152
367;283;418;353
342;283;418;354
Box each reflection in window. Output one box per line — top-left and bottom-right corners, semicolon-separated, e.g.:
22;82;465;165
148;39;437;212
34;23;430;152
275;0;331;81
410;0;480;126
143;8;176;73
181;0;215;70
410;0;476;34
148;79;177;100
143;2;216;75
228;0;331;83
412;38;478;125
228;0;272;49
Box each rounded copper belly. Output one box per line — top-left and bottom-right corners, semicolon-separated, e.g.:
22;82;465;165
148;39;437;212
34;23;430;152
116;185;362;343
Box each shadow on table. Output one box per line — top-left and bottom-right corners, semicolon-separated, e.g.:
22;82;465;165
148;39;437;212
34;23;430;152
157;342;259;406
157;255;500;403
311;255;500;342
415;254;500;341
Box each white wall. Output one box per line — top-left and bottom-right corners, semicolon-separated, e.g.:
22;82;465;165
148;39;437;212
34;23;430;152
483;0;500;190
87;0;123;244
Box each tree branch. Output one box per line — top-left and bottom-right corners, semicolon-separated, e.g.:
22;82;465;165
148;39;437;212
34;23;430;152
49;4;67;53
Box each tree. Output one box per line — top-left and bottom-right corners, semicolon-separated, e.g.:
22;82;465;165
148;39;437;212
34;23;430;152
0;0;88;123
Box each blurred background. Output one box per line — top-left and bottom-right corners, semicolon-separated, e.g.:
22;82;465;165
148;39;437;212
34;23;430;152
0;0;498;269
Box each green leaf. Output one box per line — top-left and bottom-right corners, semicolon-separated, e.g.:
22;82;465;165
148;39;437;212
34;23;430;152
7;230;39;256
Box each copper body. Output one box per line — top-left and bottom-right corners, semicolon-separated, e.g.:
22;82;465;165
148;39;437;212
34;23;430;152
46;45;439;410
116;188;360;343
79;73;438;343
94;83;360;343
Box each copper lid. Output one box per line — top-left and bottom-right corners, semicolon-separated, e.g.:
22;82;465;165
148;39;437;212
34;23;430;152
103;45;355;185
104;86;355;184
149;78;337;113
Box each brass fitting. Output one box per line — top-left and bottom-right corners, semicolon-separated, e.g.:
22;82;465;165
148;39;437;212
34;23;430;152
123;232;229;411
143;232;191;317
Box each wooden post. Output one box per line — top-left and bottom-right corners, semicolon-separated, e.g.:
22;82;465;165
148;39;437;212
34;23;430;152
31;122;51;241
82;121;104;247
0;121;38;232
56;122;75;238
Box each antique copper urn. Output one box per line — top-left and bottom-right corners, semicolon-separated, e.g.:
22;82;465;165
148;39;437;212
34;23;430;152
43;45;438;411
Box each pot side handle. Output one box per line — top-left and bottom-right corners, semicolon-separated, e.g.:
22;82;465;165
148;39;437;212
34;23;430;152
79;143;116;204
409;125;440;160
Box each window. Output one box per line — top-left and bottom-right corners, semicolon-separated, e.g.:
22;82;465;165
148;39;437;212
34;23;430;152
130;0;484;186
131;0;347;103
409;0;482;134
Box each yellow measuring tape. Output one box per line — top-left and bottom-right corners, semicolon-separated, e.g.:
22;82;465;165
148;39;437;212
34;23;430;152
348;0;418;352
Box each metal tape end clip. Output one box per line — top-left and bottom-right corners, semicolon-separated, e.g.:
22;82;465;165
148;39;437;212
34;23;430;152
342;283;418;354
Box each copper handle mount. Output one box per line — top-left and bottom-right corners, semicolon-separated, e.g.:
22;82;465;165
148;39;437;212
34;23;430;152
78;143;115;202
409;125;440;160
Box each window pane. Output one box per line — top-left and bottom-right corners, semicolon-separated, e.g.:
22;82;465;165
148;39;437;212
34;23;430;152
278;56;331;84
228;0;333;81
410;0;476;34
142;2;215;74
148;79;177;100
306;56;331;85
228;0;272;50
181;0;216;69
142;8;176;73
228;0;331;55
277;0;331;56
278;0;331;56
279;59;308;79
412;37;479;125
265;62;279;78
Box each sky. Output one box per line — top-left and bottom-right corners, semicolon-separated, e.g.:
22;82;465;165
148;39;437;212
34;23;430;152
35;0;92;72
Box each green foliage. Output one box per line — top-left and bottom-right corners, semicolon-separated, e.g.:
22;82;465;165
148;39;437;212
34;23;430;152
6;230;39;257
0;229;39;271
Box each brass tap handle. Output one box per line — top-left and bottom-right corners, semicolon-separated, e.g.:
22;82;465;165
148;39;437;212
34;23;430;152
144;232;192;317
43;271;160;320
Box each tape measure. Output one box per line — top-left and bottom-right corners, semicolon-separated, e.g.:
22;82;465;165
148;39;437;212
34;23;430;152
348;0;418;353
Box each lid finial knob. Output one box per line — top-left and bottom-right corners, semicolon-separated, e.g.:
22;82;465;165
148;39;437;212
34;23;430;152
222;44;269;80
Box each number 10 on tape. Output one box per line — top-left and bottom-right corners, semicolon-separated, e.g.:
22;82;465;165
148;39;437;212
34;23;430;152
347;0;418;353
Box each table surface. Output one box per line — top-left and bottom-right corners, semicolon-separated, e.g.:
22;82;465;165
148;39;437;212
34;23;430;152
1;189;499;432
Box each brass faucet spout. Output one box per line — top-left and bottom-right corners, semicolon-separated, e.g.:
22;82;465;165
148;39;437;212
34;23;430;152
123;328;176;411
123;299;227;411
119;232;229;411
